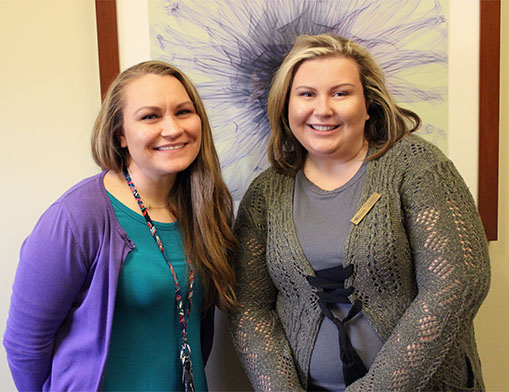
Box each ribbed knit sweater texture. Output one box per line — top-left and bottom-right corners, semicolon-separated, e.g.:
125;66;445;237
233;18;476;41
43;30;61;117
229;134;490;392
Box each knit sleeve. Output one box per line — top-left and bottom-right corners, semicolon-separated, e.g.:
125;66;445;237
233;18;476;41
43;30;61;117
3;201;90;391
346;160;490;392
228;173;305;392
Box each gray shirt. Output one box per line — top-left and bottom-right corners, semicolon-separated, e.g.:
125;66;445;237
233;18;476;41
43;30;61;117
293;165;383;391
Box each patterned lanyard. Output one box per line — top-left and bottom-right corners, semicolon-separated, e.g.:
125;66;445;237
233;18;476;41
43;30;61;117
123;169;195;391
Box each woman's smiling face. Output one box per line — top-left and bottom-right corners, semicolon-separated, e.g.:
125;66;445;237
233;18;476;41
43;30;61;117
288;55;369;166
120;73;202;184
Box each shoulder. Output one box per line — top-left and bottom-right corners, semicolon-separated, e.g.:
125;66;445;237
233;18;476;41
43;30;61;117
56;172;107;205
376;135;476;210
21;171;119;269
50;172;111;223
236;167;291;223
387;133;448;165
240;167;292;207
395;133;446;158
251;167;286;186
32;172;116;243
371;133;451;179
384;134;448;163
246;167;292;195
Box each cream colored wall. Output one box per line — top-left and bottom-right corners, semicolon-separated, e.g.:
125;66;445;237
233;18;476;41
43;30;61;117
0;0;101;389
0;0;507;391
474;1;509;391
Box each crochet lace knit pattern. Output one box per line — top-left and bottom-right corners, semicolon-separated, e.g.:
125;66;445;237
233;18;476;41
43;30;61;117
229;134;490;392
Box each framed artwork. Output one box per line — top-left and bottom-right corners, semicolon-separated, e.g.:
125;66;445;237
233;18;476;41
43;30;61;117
95;0;500;240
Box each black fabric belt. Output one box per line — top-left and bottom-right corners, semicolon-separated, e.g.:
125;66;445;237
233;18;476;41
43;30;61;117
307;264;367;386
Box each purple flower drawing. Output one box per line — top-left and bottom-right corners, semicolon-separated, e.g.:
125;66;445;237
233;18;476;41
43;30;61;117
149;0;448;200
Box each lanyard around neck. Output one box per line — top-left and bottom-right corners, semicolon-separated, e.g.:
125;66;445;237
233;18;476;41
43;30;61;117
122;169;195;383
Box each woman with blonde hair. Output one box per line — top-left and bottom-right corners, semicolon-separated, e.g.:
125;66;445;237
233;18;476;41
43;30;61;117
230;34;489;391
4;60;236;391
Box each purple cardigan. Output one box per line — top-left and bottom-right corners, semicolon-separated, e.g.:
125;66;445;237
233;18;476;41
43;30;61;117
3;172;214;391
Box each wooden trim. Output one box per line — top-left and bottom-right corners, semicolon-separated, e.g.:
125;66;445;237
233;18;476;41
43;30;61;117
479;0;500;241
95;0;120;99
95;2;501;240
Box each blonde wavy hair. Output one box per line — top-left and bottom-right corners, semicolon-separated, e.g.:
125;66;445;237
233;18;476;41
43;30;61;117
267;33;421;174
92;60;237;310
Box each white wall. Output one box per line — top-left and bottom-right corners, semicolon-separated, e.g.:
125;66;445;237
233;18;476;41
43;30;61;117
1;0;507;390
448;0;479;197
0;1;251;390
0;0;101;389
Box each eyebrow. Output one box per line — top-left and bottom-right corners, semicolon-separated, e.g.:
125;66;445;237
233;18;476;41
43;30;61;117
133;101;194;115
293;83;356;90
134;106;159;115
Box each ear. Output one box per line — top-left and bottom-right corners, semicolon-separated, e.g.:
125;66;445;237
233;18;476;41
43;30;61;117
119;131;127;148
364;99;371;121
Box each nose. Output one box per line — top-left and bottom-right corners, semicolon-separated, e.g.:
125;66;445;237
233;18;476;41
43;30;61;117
315;96;333;117
160;115;183;138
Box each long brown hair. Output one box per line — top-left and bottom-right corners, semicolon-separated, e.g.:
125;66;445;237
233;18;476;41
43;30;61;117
92;60;237;310
267;33;421;175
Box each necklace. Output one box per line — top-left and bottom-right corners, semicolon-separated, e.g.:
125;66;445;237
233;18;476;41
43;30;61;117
123;168;195;392
145;203;169;210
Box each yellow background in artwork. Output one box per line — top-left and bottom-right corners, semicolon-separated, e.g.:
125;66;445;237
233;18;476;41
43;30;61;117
0;0;508;391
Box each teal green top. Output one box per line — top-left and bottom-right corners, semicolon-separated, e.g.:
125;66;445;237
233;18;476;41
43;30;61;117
102;192;207;391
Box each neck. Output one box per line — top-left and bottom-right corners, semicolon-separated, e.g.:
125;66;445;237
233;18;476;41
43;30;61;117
304;142;368;190
124;167;176;208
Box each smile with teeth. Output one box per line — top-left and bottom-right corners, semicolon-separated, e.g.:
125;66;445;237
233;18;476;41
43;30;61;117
309;124;339;131
156;144;185;151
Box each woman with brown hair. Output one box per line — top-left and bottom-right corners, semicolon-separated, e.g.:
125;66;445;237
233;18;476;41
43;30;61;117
230;34;489;391
4;60;236;391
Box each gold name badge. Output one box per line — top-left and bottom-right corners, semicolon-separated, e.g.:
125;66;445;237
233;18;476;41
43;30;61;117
351;192;381;225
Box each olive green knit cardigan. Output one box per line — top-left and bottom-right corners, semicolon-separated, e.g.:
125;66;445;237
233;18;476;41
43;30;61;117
229;134;490;392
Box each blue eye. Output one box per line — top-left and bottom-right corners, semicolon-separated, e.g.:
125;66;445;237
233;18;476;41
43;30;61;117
333;91;348;97
299;92;313;97
141;114;157;120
